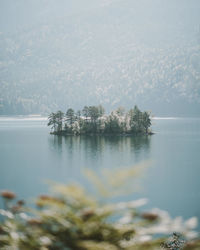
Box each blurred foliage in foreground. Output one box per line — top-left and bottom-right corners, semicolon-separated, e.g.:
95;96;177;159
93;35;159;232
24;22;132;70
0;165;200;250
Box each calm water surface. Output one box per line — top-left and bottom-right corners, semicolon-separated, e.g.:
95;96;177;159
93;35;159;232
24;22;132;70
0;117;200;227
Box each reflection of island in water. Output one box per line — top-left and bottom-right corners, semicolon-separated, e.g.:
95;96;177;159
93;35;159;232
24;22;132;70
48;135;152;170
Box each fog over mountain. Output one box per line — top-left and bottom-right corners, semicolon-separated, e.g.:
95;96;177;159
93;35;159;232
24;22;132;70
0;0;200;116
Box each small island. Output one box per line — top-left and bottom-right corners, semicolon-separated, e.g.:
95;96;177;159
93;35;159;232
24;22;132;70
47;105;152;136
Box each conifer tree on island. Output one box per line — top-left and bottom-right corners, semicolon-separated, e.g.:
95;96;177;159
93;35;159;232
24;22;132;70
48;105;152;135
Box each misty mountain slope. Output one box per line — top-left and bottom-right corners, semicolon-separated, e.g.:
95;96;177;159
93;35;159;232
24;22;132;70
0;0;200;116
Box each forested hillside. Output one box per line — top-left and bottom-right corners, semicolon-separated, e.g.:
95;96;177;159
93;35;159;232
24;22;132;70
0;0;200;116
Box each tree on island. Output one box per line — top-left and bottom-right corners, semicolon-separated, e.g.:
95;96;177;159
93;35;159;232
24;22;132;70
88;106;104;132
104;111;123;134
47;111;64;132
142;111;152;134
128;105;143;133
48;105;152;135
56;110;64;132
82;106;89;122
76;110;81;121
47;112;57;132
65;108;75;131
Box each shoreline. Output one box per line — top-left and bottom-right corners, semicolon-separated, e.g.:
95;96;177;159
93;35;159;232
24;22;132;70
50;131;154;136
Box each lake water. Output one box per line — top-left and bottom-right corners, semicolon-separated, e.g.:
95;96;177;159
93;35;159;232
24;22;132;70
0;117;200;228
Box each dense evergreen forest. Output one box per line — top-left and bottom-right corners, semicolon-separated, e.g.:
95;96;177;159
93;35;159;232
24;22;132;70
48;105;152;135
0;1;200;116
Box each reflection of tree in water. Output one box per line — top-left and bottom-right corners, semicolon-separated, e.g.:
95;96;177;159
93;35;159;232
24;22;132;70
48;135;63;154
49;135;151;162
130;135;151;152
64;136;105;161
103;135;151;162
64;136;75;155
